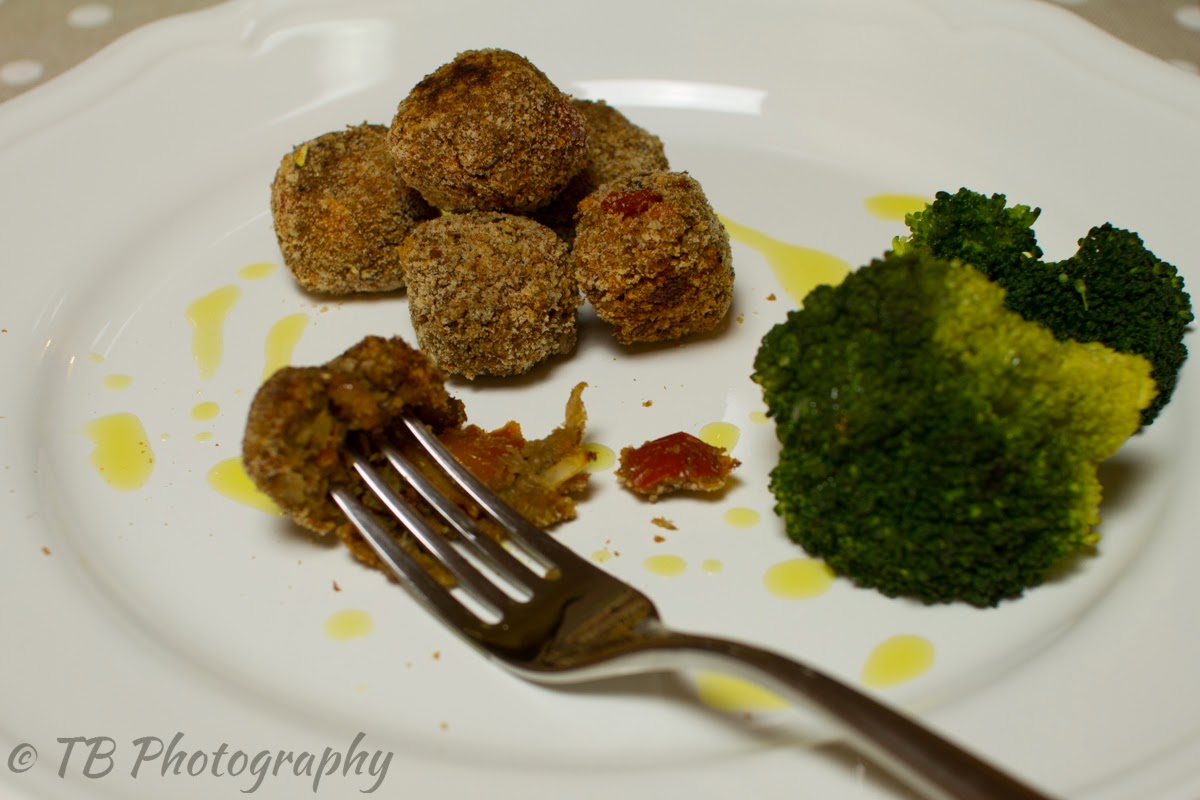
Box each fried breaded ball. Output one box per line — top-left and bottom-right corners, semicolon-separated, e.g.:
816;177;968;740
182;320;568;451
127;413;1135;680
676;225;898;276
242;336;593;583
270;124;438;294
400;212;581;378
572;170;734;344
242;335;465;535
388;49;588;213
533;99;669;240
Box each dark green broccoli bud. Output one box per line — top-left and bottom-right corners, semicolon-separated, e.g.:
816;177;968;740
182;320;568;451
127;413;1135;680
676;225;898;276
753;250;1155;607
898;189;1192;427
999;224;1193;426
892;188;1042;282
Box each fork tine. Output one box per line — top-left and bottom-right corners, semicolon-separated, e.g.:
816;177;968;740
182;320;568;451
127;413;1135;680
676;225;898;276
380;442;539;593
401;414;585;572
345;451;514;616
330;487;485;634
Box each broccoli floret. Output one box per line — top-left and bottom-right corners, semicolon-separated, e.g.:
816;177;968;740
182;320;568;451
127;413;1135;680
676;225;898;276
1000;224;1193;426
892;188;1042;282
899;188;1192;426
752;250;1156;606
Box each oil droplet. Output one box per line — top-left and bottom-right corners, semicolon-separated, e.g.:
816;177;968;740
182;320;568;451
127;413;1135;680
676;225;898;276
206;457;281;515
644;554;686;576
749;410;770;425
701;558;724;574
861;634;935;688
85;412;155;491
694;672;790;711
87;352;105;364
724;507;761;528
698;421;740;453
591;549;613;563
186;285;241;380
764;558;835;599
582;442;615;472
194;432;214;443
262;312;310;381
239;261;277;280
191;401;220;421
102;374;133;390
324;609;375;641
720;217;851;306
864;193;929;222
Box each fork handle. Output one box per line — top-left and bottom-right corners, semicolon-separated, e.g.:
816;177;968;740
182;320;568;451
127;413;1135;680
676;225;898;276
651;630;1057;800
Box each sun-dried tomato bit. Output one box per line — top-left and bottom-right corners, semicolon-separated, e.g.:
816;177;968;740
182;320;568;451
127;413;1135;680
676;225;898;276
437;382;592;529
615;431;739;500
438;420;525;489
600;187;664;218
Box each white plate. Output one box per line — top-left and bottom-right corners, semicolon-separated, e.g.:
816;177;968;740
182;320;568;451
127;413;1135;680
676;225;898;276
2;1;1198;798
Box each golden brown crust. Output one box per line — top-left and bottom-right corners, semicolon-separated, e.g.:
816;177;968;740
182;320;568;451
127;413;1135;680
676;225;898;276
242;336;465;534
400;212;581;378
387;49;588;213
532;99;669;240
572;170;734;344
242;338;593;585
270;124;438;294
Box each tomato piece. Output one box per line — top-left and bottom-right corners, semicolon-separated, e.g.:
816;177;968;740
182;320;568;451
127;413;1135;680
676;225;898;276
616;431;739;499
439;421;525;489
600;188;664;218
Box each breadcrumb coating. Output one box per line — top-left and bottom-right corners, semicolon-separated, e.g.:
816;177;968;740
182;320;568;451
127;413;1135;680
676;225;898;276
242;336;592;583
533;99;669;239
242;336;465;535
400;212;581;378
573;170;734;344
270;124;438;294
388;49;588;213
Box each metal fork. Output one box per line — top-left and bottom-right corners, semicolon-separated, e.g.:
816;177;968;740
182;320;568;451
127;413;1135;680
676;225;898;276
331;415;1056;800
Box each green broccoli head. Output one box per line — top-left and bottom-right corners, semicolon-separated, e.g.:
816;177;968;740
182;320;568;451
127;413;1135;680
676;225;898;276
1000;224;1193;426
898;189;1192;427
753;250;1156;606
892;187;1042;282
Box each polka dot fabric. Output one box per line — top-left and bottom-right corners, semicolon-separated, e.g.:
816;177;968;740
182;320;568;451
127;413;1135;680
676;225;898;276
0;0;226;103
0;0;1196;104
1040;0;1200;73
